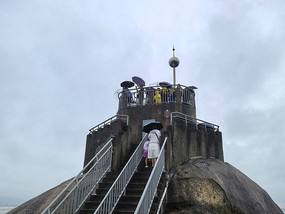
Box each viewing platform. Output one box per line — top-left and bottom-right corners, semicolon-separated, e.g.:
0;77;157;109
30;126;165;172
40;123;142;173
118;84;196;109
117;84;198;126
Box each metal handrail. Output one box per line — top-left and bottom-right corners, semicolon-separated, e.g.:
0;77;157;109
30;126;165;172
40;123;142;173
41;138;113;214
170;112;219;131
89;114;129;133
94;135;148;214
156;179;169;214
134;137;168;214
118;84;195;108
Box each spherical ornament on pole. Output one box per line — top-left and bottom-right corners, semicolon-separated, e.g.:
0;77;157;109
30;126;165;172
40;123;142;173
169;56;180;68
169;47;180;87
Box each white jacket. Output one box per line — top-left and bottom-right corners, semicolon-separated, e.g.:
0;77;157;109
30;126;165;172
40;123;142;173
148;129;161;143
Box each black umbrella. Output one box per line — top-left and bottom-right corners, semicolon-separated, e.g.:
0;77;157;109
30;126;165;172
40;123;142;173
186;86;198;90
143;121;163;133
159;81;172;88
185;86;198;93
121;81;134;88
132;76;145;86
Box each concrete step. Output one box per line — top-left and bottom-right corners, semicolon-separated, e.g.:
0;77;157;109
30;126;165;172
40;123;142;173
113;205;137;213
105;171;120;178
115;201;138;210
98;181;113;189
119;195;141;203
89;194;104;201
84;201;100;209
96;188;109;195
79;208;96;214
113;210;134;214
126;188;144;195
130;176;149;183
127;182;146;189
133;171;151;177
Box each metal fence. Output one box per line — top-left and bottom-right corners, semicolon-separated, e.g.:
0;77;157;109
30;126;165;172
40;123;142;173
94;135;148;214
41;138;113;214
134;137;168;214
170;112;219;131
118;85;195;108
89;114;129;134
155;177;169;214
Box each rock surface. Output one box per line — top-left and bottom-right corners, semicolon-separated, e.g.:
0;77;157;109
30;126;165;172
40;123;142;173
166;158;283;214
7;178;73;214
8;158;283;214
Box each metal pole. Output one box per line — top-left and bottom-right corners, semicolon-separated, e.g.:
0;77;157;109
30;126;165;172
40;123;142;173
173;67;176;87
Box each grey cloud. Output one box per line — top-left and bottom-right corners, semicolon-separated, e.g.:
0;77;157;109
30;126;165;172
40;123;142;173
1;0;285;208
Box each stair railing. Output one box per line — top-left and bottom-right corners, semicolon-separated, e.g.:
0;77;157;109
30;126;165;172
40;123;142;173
156;178;169;214
89;114;129;134
134;137;168;214
170;112;219;131
94;135;148;214
41;138;113;214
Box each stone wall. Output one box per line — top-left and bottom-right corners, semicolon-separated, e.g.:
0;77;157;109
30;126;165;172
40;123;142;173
84;119;135;171
84;102;223;172
166;118;223;171
117;102;196;145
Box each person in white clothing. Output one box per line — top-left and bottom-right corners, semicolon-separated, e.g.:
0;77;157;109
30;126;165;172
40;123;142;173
147;129;161;167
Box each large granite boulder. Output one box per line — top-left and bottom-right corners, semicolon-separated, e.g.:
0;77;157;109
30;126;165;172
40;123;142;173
7;178;73;214
166;158;282;214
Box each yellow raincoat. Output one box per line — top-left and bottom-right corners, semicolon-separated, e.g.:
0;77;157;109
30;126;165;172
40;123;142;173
154;91;161;105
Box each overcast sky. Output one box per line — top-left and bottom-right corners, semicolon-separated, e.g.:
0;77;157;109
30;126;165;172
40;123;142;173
1;0;285;209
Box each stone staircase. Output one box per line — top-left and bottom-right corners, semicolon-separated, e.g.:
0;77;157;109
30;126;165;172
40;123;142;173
78;158;167;214
113;159;167;214
112;160;152;214
78;171;119;214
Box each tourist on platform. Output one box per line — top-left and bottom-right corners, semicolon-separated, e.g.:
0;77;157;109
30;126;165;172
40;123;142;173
145;87;154;105
154;90;161;105
135;85;144;105
160;86;168;103
169;86;176;102
122;87;133;105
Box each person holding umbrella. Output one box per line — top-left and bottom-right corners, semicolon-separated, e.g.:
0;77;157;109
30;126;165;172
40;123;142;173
143;122;163;167
159;82;171;103
120;81;134;106
148;129;161;167
132;76;145;106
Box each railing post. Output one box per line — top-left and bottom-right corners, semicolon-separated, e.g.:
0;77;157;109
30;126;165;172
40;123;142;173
109;146;113;172
175;84;181;104
149;90;154;105
72;179;79;214
121;92;127;108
